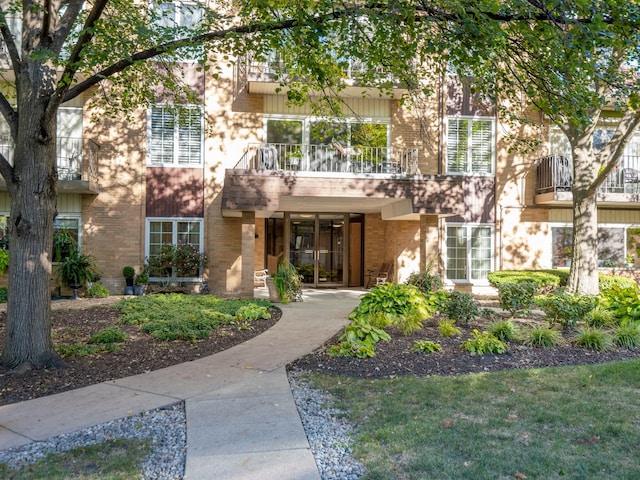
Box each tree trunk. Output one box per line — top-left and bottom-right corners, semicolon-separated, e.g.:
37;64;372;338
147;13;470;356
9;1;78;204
567;135;600;296
0;67;63;371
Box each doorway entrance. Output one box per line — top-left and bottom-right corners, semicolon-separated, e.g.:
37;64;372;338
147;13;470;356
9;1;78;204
289;213;347;286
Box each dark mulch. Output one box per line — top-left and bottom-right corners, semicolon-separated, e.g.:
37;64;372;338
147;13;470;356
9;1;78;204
289;313;640;378
0;305;280;406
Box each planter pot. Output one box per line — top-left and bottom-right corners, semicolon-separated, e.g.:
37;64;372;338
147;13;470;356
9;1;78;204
124;286;134;295
134;285;146;296
265;277;281;303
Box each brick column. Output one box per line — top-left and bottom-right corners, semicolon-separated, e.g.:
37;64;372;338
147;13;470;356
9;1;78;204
241;211;256;297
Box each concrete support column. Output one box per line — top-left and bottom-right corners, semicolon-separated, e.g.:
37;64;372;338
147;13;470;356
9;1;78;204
241;211;256;297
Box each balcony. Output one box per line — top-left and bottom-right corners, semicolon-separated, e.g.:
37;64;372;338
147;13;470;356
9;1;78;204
535;155;640;206
0;136;100;194
222;143;496;221
238;55;408;97
235;143;418;175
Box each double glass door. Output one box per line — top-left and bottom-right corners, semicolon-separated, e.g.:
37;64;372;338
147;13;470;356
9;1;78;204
289;213;347;286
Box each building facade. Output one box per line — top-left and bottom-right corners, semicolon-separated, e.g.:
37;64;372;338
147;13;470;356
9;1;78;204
2;21;640;297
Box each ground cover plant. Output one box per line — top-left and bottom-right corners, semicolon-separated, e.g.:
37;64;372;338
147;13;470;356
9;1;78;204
0;295;279;406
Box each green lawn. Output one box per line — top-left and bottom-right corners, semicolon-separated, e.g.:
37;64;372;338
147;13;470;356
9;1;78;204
306;359;640;480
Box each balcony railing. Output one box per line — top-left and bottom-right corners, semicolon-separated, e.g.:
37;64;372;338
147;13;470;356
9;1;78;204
235;143;418;175
0;136;100;183
536;154;640;195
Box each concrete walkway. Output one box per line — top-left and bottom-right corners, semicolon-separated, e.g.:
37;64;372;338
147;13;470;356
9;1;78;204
0;288;363;479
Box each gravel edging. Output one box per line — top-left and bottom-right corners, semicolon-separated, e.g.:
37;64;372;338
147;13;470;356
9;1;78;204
0;376;362;480
289;372;365;480
0;403;187;479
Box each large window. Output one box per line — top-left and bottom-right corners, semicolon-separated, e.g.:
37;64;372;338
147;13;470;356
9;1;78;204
447;117;494;174
551;225;633;268
148;105;203;166
446;225;493;282
146;218;204;279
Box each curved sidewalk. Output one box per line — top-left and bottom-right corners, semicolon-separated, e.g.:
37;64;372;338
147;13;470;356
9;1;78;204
0;288;362;479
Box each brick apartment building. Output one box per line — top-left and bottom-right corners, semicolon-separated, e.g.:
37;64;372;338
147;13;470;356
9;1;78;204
2;17;640;297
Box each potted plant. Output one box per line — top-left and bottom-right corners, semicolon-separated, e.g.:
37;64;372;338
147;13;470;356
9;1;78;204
271;259;303;303
123;266;135;295
134;271;148;296
55;249;98;299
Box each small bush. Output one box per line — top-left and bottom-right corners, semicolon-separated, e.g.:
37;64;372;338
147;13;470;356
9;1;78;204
328;318;391;358
442;291;480;323
613;324;640;349
585;307;616;328
598;285;640;326
89;326;127;344
235;304;270;322
488;319;519;343
573;327;613;351
85;282;110;298
598;274;637;291
488;270;564;291
349;283;434;334
141;316;222;341
497;281;538;316
438;319;462;337
0;287;7;303
405;271;443;294
461;329;506;355
411;340;442;354
536;291;597;329
521;325;563;348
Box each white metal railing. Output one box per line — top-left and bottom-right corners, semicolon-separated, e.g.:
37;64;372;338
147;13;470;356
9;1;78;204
536;154;640;195
0;136;100;182
235;143;419;175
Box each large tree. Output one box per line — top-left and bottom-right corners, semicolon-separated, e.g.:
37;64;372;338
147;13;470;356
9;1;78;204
1;0;638;371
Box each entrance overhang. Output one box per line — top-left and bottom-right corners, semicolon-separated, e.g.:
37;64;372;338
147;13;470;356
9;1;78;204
221;170;494;219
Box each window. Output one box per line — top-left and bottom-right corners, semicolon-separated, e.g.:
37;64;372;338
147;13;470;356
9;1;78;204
446;225;493;282
551;225;630;268
53;217;81;262
146;218;204;279
153;0;204;60
148;105;203;166
447;117;494;174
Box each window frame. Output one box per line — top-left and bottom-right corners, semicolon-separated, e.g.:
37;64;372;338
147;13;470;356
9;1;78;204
145;217;205;281
445;224;494;284
446;116;495;175
147;104;204;167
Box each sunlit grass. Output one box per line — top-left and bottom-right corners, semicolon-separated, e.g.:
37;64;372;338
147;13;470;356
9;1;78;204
306;359;640;480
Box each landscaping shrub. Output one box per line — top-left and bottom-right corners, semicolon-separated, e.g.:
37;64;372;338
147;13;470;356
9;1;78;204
437;318;462;337
235;304;270;322
497;281;538;316
411;340;442;354
461;329;506;355
405;271;443;294
0;287;7;303
613;324;640;349
349;283;434;334
598;274;637;291
488;319;520;342
573;327;613;351
56;342;100;357
521;325;563;348
89;326;127;344
536;290;597;329
85;282;110;298
585;307;616;328
141;316;223;341
488;270;565;291
327;318;391;358
598;285;640;326
442;291;480;323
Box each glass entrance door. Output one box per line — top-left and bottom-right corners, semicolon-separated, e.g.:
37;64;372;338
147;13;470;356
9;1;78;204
289;213;346;286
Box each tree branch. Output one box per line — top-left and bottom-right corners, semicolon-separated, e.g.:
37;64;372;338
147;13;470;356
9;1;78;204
0;6;22;74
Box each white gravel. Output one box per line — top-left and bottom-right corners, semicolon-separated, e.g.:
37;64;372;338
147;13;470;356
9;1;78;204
0;376;363;479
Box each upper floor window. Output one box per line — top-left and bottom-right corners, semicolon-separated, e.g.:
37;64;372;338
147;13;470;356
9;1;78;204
447;117;494;175
148;105;203;166
153;0;204;60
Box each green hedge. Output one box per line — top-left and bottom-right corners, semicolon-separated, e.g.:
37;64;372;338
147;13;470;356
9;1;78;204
488;270;636;292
